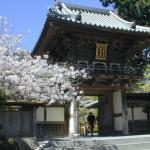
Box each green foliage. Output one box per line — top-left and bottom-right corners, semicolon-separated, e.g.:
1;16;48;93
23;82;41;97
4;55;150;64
145;64;150;79
138;64;150;92
79;107;98;133
79;107;98;125
79;107;90;126
128;64;150;92
83;96;98;101
79;96;98;125
0;137;19;150
100;0;150;25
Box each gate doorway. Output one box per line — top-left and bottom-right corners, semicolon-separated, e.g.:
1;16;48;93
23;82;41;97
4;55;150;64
79;96;98;136
80;95;113;136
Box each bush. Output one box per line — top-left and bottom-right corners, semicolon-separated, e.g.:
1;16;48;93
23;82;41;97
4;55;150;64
0;136;19;150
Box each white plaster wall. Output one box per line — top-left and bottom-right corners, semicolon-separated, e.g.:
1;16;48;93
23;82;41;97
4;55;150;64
36;107;44;121
46;107;64;121
127;108;132;120
134;107;147;120
113;90;122;113
114;117;123;131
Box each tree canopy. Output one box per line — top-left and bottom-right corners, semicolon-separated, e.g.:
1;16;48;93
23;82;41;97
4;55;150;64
0;16;87;103
100;0;150;26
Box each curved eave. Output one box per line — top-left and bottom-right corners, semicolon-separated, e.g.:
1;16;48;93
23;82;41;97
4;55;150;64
50;15;150;35
0;100;46;107
32;15;150;56
31;15;50;57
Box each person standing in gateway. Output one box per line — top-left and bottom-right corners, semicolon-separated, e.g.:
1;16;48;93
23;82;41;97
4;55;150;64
87;112;96;136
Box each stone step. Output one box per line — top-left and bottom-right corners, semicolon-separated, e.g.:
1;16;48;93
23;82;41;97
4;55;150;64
116;142;150;150
41;144;150;150
40;143;150;150
37;135;150;150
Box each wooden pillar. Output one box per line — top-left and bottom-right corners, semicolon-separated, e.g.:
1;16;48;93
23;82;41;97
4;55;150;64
98;96;101;135
131;106;134;134
113;83;129;135
131;107;134;121
98;93;113;135
69;99;79;138
108;92;113;133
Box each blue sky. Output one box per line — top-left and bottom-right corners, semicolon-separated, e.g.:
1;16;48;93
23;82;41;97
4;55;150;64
0;0;113;51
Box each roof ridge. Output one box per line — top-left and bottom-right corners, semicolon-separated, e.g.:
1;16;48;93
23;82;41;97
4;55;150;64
47;2;150;34
59;2;110;15
110;11;135;28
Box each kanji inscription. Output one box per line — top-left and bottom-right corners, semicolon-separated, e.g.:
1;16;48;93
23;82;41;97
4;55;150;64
96;43;107;60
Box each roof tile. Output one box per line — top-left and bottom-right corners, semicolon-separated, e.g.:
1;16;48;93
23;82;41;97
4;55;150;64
50;2;150;33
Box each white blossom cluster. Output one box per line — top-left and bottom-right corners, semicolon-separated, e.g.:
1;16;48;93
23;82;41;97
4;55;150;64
0;16;87;104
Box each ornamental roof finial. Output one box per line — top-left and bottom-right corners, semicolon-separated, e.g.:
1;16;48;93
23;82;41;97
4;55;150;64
76;12;82;21
54;0;62;11
131;22;136;29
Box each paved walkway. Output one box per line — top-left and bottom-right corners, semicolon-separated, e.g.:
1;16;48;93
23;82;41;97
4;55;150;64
47;134;150;141
36;134;150;150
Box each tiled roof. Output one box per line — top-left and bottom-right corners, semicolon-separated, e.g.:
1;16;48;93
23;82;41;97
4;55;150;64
49;2;150;33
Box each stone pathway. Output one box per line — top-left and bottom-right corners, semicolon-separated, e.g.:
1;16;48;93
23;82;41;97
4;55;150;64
35;134;150;150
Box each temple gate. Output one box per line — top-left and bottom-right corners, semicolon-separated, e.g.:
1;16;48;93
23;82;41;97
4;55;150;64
32;2;150;137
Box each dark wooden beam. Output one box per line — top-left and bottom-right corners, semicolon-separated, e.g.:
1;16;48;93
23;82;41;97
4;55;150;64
0;101;46;107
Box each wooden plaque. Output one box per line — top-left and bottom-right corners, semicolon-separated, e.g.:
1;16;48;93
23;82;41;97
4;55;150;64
96;43;107;60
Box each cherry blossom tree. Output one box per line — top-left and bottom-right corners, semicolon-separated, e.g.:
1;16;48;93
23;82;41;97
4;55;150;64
0;16;87;104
